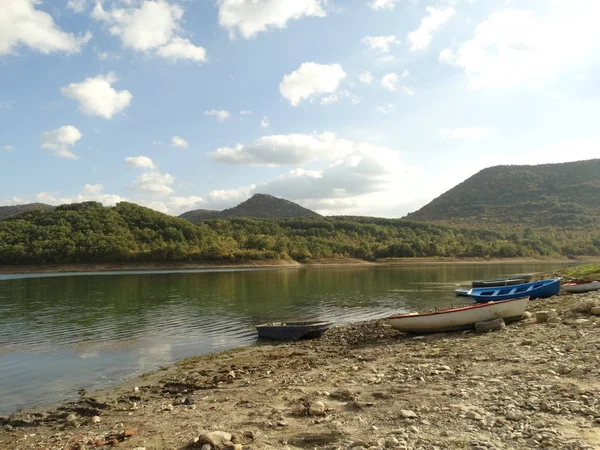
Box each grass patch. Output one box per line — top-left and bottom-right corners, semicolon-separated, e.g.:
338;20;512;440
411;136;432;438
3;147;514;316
563;262;600;280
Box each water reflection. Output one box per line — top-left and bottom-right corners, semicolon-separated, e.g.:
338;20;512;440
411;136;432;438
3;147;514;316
0;262;573;414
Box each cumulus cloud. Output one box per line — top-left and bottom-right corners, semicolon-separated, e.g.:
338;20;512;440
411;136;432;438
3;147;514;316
359;71;374;84
439;5;600;89
168;195;204;212
41;125;82;159
440;127;497;141
376;103;395;114
205;110;230;122
0;0;91;55
208;132;356;166
171;136;189;148
320;90;360;105
280;62;347;106
61;73;132;119
3;145;14;151
368;0;399;11
362;35;400;53
381;73;398;91
407;6;455;51
125;155;156;169
240;110;252;115
92;0;206;62
66;0;88;13
217;0;326;39
131;171;175;195
261;117;270;129
36;184;125;206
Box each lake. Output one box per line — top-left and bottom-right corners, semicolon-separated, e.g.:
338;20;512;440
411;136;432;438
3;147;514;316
0;262;572;415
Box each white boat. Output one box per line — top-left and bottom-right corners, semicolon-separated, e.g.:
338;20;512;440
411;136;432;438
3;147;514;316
387;297;529;333
562;281;600;293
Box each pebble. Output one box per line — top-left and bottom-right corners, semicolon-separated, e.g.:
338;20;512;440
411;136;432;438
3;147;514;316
591;306;600;315
475;318;505;333
574;319;592;327
400;409;417;419
65;414;77;422
466;411;483;421
91;415;100;423
536;311;550;323
133;386;140;392
506;410;525;421
570;368;585;378
308;401;326;416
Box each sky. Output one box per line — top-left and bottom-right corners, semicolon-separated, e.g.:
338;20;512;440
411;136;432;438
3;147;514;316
1;0;600;218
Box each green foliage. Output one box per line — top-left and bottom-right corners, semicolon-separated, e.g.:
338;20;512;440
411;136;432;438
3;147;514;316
563;262;600;280
1;202;599;265
406;159;600;227
0;203;55;221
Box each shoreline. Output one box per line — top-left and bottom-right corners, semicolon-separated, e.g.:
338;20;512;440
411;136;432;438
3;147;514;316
0;256;589;275
2;293;599;449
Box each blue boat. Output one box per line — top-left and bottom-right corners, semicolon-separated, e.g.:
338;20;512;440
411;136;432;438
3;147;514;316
256;321;333;341
468;278;560;303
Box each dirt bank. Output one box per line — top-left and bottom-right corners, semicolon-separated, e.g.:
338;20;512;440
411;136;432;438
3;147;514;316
1;293;599;450
0;257;587;275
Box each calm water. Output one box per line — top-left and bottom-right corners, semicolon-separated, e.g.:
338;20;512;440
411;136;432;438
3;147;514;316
0;262;572;415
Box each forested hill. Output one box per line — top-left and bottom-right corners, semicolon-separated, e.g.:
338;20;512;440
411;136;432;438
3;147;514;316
1;201;599;265
179;193;320;223
406;159;600;227
0;203;55;221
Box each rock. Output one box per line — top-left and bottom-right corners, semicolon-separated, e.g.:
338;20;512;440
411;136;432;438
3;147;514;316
536;311;550;323
475;318;506;333
308;401;326;416
522;311;533;319
400;409;417;419
506;410;525;421
91;415;101;424
574;319;592;327
198;431;233;449
564;343;576;352
570;368;584;378
521;339;534;346
591;306;600;315
200;445;211;450
573;299;598;313
133;386;140;392
547;317;561;324
385;437;399;448
349;440;371;448
65;414;77;422
466;411;483;421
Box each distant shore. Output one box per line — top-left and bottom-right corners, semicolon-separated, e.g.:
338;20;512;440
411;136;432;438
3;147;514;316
0;256;591;275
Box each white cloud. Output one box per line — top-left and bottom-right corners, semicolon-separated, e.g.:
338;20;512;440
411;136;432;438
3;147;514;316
401;86;414;96
205;110;230;122
171;136;189;148
240;110;252;115
41;125;82;159
132;171;175;195
320;90;360;105
168;196;204;214
359;71;374;84
261;117;270;129
377;55;395;64
3;145;14;151
67;0;88;13
439;5;600;89
0;101;13;110
125;155;156;169
280;62;347;106
381;73;398;91
376;103;395;114
156;37;207;62
61;73;132;119
440;127;497;141
362;35;400;53
368;0;399;11
36;184;125;206
0;0;92;55
217;0;326;39
208;132;355;166
407;6;455;51
92;0;206;62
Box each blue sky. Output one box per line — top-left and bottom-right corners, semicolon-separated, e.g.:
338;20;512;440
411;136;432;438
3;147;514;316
1;0;599;217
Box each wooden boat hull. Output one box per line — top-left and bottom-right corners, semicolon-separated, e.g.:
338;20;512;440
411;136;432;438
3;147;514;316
469;279;560;303
256;321;333;341
562;281;600;293
454;288;471;296
387;297;529;333
471;276;532;288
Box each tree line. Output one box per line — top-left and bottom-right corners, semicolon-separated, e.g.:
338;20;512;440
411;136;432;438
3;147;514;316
0;201;599;265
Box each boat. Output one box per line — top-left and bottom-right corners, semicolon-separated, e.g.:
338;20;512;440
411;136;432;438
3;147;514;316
454;288;471;296
468;278;560;303
562;281;600;293
471;275;532;288
387;297;529;333
255;321;333;341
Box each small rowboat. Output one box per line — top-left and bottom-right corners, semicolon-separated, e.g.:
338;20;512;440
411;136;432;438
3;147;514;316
255;321;333;341
562;281;600;293
454;288;471;296
469;279;559;303
471;275;532;288
387;297;529;333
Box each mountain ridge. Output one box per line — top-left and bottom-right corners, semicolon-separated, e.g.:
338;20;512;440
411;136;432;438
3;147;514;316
0;203;55;221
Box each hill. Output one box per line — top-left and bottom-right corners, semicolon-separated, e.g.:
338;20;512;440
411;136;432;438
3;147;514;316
0;203;55;221
406;159;600;227
1;200;599;264
179;193;321;223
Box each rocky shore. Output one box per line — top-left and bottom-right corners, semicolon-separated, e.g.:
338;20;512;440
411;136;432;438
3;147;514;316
1;293;599;450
